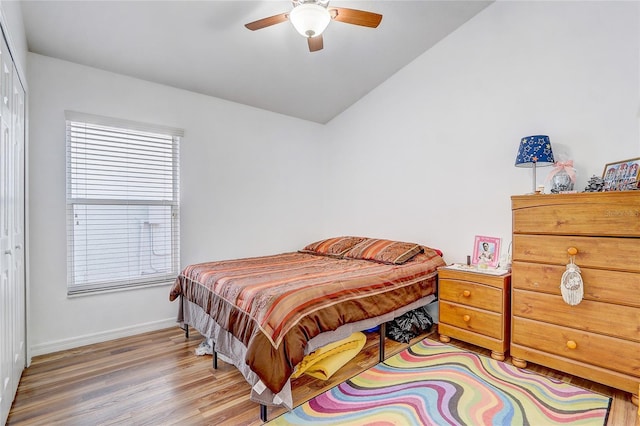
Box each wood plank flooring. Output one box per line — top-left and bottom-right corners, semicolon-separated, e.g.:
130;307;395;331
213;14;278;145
7;326;639;425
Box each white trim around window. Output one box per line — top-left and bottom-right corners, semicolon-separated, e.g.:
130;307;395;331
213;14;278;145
65;112;182;295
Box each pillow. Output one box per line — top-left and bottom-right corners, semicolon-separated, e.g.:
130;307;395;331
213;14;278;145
300;236;366;257
343;238;423;265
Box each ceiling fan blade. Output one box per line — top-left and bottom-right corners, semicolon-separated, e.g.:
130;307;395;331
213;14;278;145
329;7;382;28
308;35;323;52
244;13;289;31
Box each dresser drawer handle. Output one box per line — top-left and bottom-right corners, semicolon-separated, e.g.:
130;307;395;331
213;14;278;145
462;290;471;297
566;340;577;350
463;314;471;322
567;247;578;256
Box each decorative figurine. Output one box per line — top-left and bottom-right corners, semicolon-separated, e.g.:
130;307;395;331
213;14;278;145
583;175;604;192
546;159;576;193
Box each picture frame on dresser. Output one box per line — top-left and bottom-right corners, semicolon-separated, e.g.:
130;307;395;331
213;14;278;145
601;157;640;191
472;235;500;268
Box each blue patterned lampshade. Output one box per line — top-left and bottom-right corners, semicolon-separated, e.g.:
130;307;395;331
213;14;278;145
515;135;555;193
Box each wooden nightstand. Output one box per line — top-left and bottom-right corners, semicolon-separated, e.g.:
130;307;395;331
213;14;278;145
437;266;511;361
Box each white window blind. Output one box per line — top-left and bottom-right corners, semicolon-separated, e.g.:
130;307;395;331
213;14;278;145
65;112;182;295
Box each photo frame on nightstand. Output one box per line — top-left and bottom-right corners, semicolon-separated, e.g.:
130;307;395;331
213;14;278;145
472;235;501;268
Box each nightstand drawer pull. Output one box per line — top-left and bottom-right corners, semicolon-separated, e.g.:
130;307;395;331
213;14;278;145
567;247;578;256
463;314;471;322
566;340;577;349
462;290;471;297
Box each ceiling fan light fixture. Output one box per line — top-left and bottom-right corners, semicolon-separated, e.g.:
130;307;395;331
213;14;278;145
289;3;331;38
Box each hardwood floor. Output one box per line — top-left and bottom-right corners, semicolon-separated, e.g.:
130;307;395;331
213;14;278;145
7;326;639;425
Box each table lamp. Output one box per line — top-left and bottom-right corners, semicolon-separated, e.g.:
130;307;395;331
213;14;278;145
515;135;555;193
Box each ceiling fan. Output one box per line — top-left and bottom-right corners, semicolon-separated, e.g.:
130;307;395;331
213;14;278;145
244;0;383;52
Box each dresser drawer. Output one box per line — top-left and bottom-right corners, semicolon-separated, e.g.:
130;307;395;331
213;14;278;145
512;289;640;342
512;261;640;308
439;301;502;339
513;234;640;273
439;279;503;312
512;192;640;237
512;317;640;378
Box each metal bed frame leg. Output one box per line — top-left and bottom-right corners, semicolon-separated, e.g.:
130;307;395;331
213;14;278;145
181;294;189;338
260;404;268;422
379;322;386;362
212;342;218;369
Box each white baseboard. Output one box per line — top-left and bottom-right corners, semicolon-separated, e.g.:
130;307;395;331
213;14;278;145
29;318;179;357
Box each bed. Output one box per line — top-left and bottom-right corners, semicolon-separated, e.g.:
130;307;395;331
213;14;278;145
169;236;445;418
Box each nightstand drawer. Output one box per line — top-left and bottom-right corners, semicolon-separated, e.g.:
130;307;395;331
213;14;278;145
512;289;640;342
439;301;502;339
512;317;640;378
439;279;503;312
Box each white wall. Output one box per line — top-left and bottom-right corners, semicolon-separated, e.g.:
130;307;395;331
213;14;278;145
27;53;326;355
323;1;640;265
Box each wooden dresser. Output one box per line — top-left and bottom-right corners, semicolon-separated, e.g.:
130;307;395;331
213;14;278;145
511;191;640;405
438;267;511;361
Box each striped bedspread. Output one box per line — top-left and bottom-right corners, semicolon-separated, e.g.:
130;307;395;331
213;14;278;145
170;248;445;395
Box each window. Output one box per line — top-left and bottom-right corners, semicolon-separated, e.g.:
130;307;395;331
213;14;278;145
65;111;182;295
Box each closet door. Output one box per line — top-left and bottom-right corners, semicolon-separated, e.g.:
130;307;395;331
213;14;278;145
11;60;25;391
0;32;24;425
0;33;14;424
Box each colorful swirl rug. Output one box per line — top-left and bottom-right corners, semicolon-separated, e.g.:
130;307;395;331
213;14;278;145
268;338;611;425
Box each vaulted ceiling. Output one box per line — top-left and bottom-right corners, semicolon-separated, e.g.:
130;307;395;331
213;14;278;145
21;1;493;123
